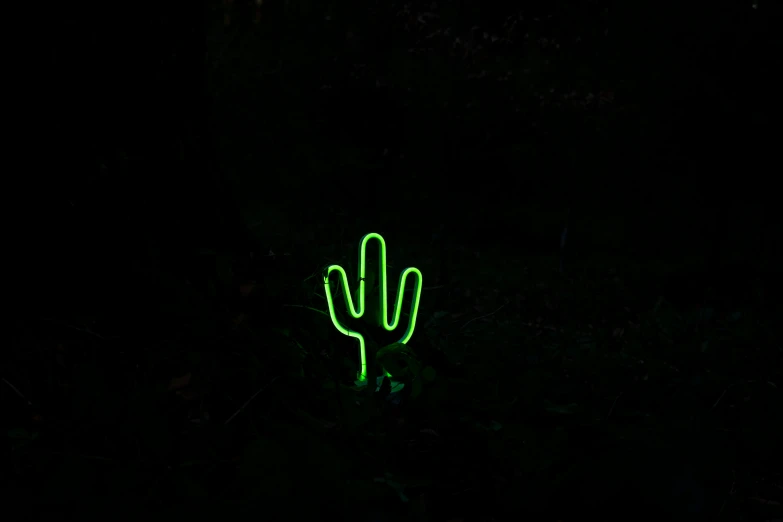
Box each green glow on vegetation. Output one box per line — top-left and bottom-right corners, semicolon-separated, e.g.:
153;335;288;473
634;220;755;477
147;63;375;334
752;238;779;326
323;233;423;382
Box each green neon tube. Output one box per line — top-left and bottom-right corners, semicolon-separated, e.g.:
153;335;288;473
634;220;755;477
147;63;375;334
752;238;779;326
323;233;423;382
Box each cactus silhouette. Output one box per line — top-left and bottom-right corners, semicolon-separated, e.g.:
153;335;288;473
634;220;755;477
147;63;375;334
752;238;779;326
323;233;423;382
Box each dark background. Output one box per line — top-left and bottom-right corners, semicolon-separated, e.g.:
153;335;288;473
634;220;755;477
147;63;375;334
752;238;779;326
6;0;782;521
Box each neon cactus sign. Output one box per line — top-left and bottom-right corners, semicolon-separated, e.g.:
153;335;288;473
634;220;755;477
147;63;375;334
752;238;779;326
323;233;423;383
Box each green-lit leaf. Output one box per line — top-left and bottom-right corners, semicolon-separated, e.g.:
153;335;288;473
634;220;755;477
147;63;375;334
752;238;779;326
377;342;411;359
378;375;391;396
377;342;411;377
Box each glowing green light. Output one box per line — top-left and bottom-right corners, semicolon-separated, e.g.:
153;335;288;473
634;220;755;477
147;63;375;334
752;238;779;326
323;233;423;382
